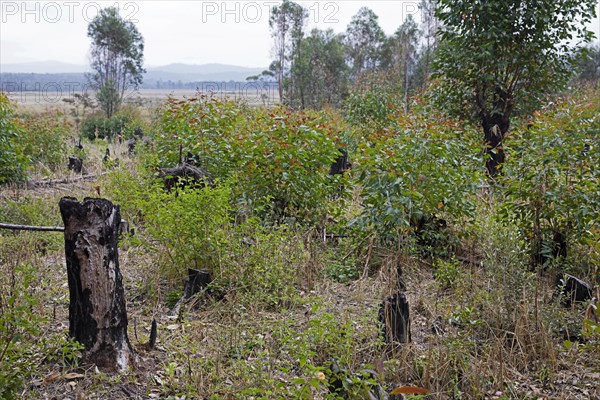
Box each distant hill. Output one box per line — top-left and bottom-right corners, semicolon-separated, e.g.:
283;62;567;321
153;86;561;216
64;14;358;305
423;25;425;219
0;61;266;84
1;61;90;74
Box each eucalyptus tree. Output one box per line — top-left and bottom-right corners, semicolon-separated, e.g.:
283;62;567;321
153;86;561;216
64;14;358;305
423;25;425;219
291;28;348;109
269;0;307;104
87;7;145;117
433;0;597;177
345;7;386;79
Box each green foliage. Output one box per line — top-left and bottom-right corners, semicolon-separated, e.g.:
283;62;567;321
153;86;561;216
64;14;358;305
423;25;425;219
233;108;343;223
344;88;402;129
87;7;145;117
499;90;600;268
155;96;346;225
353;108;481;241
433;258;464;290
17;111;71;172
155;95;244;178
107;170;231;282
345;7;386;77
434;0;597;120
291;28;349;109
81;108;145;141
0;92;26;183
220;223;305;308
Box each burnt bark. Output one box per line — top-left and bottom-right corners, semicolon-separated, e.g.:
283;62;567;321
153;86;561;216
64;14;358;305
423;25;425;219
59;197;135;371
379;291;411;347
171;268;212;316
476;87;512;179
159;164;214;191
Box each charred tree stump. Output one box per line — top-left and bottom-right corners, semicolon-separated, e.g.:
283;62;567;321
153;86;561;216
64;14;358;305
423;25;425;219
59;197;136;371
68;156;83;173
159;164;214;191
379;291;411;348
171;268;211;316
555;274;593;308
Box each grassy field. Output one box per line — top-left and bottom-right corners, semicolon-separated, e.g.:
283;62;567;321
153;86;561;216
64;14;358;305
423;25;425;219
7;87;277;114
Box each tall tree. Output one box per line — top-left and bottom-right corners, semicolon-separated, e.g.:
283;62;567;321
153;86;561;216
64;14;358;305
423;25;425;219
417;0;440;83
434;0;597;178
87;7;145;117
381;15;420;111
345;7;386;79
291;28;349;109
574;44;600;83
269;0;307;104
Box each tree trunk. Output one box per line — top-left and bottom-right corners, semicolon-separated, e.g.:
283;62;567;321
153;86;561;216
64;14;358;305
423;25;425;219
379;291;411;348
59;197;136;372
482;112;509;178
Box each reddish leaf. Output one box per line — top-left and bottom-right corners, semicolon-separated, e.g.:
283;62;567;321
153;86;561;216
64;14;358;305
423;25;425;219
390;385;431;395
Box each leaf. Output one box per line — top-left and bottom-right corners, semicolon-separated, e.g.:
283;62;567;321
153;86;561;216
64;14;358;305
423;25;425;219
390;385;431;395
43;371;61;384
64;373;85;380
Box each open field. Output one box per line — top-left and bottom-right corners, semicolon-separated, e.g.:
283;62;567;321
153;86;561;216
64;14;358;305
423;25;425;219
6;87;278;114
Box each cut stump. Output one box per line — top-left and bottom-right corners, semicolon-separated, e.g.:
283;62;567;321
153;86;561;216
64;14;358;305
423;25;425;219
379;291;411;348
59;197;136;372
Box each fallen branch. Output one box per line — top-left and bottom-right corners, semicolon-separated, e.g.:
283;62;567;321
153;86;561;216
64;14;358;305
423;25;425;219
27;173;105;188
0;223;65;232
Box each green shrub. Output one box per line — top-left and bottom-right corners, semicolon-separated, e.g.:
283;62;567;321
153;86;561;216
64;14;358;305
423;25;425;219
0;92;27;183
156;95;245;178
155;95;348;225
219;222;305;308
81;108;146;141
352;108;481;243
233;108;345;224
17;111;71;173
500;89;600;271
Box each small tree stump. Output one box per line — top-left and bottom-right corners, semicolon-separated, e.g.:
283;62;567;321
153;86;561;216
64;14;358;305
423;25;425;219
379;291;411;347
68;156;83;173
159;164;214;190
556;274;593;307
59;197;136;371
171;268;212;316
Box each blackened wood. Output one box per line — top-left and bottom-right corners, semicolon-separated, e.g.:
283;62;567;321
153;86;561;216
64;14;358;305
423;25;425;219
171;269;212;316
182;268;212;302
556;274;593;308
68;156;83;173
159;164;214;190
59;197;135;371
148;319;157;350
329;149;351;175
379;291;411;346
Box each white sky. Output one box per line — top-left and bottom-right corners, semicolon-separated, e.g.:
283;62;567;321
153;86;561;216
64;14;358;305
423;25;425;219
1;0;599;68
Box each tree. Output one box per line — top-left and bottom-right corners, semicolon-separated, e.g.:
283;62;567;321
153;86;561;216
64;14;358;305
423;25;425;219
269;0;307;104
381;15;420;111
575;44;600;83
290;28;349;109
433;0;597;178
417;0;440;83
345;7;386;79
87;7;145;117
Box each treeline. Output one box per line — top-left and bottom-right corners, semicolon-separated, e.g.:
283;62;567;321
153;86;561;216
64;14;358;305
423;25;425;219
0;73;274;93
263;0;600;110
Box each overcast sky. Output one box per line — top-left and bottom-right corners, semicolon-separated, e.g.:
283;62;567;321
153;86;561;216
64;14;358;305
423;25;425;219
1;1;599;69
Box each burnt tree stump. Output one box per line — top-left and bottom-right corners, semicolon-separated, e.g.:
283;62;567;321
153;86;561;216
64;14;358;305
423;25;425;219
171;268;212;316
68;156;83;173
379;291;411;347
59;197;136;371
